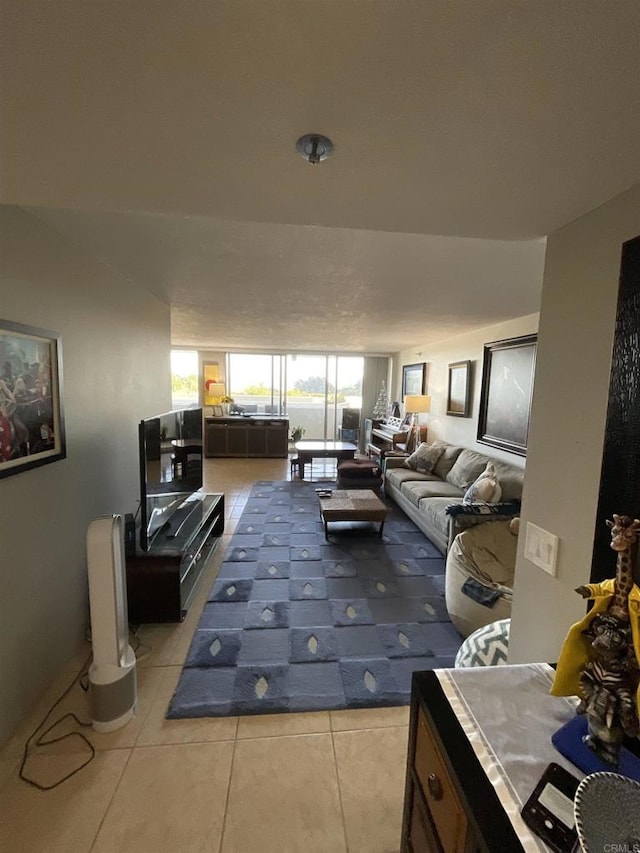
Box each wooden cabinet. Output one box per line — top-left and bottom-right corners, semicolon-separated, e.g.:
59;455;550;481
413;708;472;852
266;424;287;456
204;417;288;458
126;492;224;623
227;423;248;455
205;422;227;456
401;671;523;853
247;425;267;456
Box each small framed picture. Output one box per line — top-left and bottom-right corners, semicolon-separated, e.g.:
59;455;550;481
446;360;472;417
212;405;223;417
401;362;425;401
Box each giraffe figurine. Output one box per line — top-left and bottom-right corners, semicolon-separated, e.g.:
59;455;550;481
575;514;640;617
606;514;640;619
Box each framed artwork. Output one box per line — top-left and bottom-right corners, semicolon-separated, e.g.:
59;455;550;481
477;334;537;456
446;360;472;417
212;405;223;417
401;362;425;401
0;319;66;478
203;362;222;406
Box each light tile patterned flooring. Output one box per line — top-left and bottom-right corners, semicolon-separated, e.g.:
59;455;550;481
0;457;409;853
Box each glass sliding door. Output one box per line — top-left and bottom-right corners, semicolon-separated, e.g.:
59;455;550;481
285;355;328;440
335;356;364;443
285;355;364;442
224;352;365;443
228;353;283;414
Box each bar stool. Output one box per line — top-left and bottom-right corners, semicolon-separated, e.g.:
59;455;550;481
290;457;300;479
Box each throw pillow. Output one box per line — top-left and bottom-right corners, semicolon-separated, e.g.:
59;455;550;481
402;442;445;474
463;462;502;504
445;449;490;490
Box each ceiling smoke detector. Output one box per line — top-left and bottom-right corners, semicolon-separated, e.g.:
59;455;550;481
296;134;333;165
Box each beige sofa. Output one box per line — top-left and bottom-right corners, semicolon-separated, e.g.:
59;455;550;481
383;442;524;554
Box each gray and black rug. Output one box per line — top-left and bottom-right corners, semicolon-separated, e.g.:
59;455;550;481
167;480;462;718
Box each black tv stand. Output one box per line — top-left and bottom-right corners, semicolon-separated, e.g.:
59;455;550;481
126;492;224;623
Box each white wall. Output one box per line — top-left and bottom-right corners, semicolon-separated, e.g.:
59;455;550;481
394;314;539;468
509;184;640;664
0;206;171;744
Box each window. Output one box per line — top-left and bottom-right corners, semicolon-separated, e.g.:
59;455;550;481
170;350;199;410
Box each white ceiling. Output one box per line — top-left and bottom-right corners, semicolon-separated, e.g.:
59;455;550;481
3;1;639;352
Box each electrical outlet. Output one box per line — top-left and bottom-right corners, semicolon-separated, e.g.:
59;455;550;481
524;522;559;576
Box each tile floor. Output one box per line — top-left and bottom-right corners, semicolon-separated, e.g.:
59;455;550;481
0;457;410;853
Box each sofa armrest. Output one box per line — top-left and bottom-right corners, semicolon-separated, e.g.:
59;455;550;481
382;454;409;472
445;501;521;551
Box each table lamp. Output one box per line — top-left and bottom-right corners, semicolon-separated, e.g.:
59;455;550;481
404;394;431;452
205;381;226;402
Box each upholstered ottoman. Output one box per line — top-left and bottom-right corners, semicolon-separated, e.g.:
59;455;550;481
336;458;383;491
455;618;511;668
445;519;517;638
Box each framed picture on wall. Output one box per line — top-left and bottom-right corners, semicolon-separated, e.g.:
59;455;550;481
446;360;472;417
401;362;425;401
477;334;537;456
0;319;66;479
203;362;223;405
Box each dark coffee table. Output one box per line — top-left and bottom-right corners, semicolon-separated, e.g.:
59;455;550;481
318;489;388;539
294;440;357;479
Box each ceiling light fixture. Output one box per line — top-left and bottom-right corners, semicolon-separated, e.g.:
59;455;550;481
296;133;333;165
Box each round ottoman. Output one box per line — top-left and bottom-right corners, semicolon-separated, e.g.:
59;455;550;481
455;618;511;668
445;520;516;638
337;458;383;491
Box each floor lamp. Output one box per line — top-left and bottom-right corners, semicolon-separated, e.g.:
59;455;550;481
404;395;431;453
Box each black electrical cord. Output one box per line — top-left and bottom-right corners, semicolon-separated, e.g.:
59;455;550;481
19;652;95;791
19;629;150;790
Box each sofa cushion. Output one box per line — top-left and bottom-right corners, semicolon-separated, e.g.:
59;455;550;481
401;479;463;508
489;460;525;502
385;467;440;491
446;449;492;490
403;441;445;474
463;462;502;503
417;497;459;538
432;442;464;480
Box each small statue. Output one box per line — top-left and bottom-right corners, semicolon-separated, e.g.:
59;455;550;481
576;611;639;764
552;514;640;766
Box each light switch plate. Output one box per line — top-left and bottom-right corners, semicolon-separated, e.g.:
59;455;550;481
524;522;559;576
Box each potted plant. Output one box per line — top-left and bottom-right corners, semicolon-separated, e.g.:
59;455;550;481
220;395;234;416
290;426;306;442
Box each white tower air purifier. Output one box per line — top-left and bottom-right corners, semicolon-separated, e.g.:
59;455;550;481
87;515;137;732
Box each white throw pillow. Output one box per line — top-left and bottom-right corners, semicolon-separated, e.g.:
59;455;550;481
463;462;502;504
402;442;445;474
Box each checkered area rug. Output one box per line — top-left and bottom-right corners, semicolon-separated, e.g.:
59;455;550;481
167;480;462;718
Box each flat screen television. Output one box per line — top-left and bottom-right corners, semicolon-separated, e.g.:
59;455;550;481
138;407;203;551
